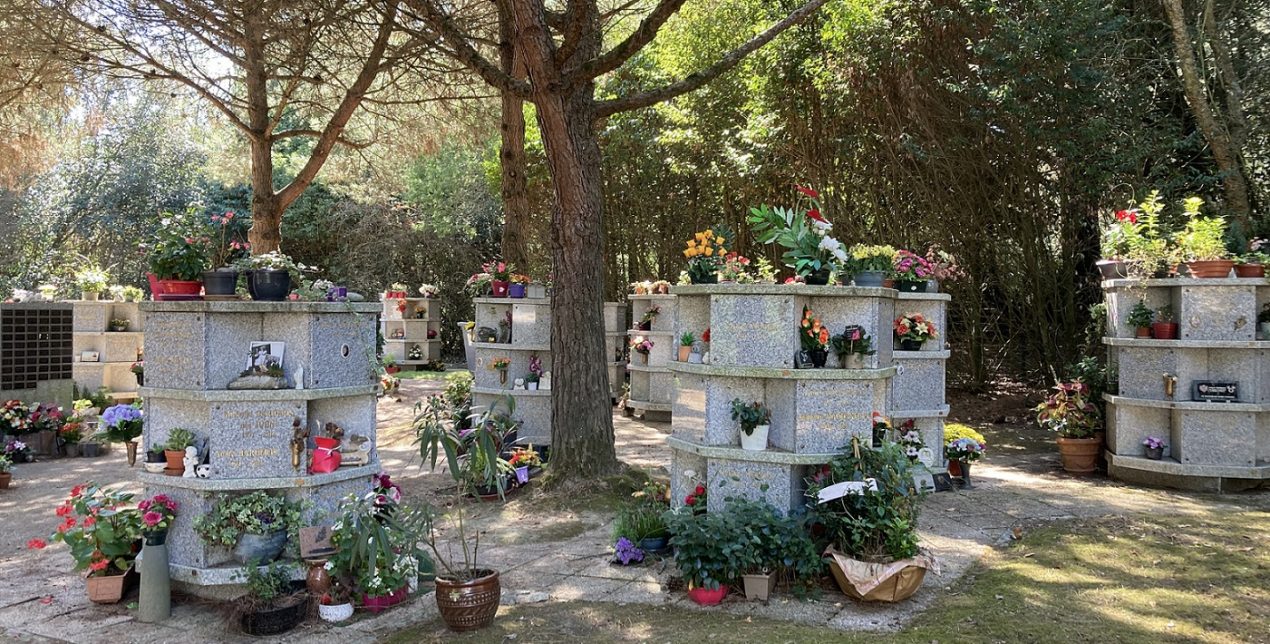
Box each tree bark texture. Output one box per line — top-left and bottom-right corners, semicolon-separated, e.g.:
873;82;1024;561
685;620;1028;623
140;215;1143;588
497;0;531;270
243;13;281;254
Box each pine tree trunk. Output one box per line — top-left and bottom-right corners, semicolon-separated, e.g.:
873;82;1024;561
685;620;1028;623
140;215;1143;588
243;16;280;255
497;1;531;270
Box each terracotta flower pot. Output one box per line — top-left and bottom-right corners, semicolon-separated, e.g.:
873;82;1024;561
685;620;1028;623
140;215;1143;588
1234;263;1265;278
435;569;500;631
86;565;137;604
1184;259;1235;278
678;346;692;362
163;449;185;474
1134;326;1152;339
687;585;728;606
0;472;11;489
1151;322;1178;340
155;278;203;297
1056;434;1103;474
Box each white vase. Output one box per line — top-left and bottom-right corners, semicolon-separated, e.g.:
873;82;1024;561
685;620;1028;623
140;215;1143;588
319;602;354;622
527;382;538;390
740;424;769;451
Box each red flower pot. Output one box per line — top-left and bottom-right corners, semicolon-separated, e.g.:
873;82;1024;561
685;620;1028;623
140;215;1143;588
1235;263;1265;278
1151;322;1178;340
362;586;408;614
687;585;728;606
491;280;510;297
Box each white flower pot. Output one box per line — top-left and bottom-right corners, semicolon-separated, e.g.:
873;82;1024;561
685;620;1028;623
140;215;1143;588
319;602;354;622
740;424;769;451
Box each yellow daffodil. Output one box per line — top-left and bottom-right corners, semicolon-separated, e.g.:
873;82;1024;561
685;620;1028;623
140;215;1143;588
715;236;724;245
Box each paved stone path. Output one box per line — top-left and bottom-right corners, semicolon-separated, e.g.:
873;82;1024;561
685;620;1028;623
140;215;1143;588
2;377;1265;642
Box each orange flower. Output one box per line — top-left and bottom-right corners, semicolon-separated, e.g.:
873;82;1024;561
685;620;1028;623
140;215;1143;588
89;558;109;572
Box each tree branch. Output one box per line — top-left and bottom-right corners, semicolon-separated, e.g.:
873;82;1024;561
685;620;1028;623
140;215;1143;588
401;0;532;98
593;0;830;118
565;0;687;82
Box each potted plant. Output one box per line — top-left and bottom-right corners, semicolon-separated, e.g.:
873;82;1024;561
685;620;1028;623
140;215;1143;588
612;537;645;565
427;507;501;631
1098;208;1142;279
35;484;141;603
0;399;32;441
630;336;654;365
1127;299;1155;338
118;285;145;302
923;245;965;292
847;244;899;287
507;447;540;484
327;493;430;613
1173;197;1233;278
1034;380;1103;474
0;454;12;489
204;210;249;296
893;312;937;351
730;398;771;451
524;354;544;390
1236;238;1268;277
747;186;844;284
101;404;143;466
194;490;302;564
416;393;517;501
75;266;110;301
143;448;166;473
508;273;531;298
381;353;400;374
419;282;440;298
806;439;933;602
718;252;754;283
1142;435;1167;460
1151;304;1178;340
130;360;144;386
4;439;33;464
482;261;514;297
663;507;739;605
235;562;309;636
831;325;875;369
637;305;660;331
945;435;985;487
58;420;84;457
490;356;511;385
318;582;355;622
162;427;195;475
108;318;130;332
892;250;934;292
148;208;208;296
682;227;731;284
799;305;830;368
944;423;988;477
678;332;695;362
237;250;303;301
729;498;821;601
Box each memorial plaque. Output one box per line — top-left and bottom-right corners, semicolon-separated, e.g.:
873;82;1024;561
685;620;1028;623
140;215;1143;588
208;401;305;478
1192;381;1238;402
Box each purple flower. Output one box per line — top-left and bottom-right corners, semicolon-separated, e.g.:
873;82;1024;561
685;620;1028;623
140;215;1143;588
102;404;142;428
614;538;644;565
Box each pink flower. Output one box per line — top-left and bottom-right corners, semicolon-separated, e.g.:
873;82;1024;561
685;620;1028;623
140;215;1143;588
26;538;46;549
142;511;162;527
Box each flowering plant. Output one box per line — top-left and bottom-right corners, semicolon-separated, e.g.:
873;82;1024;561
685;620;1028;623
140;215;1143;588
0;453;10;473
138;494;179;532
747;185;846;277
490;357;511;371
1142;436;1166;450
630;280;654;295
510;273;532;286
130;361;144;376
848;244;899;274
1034;381;1100;439
896;419;924;460
892;250;934;282
638;305;661;327
236;250;307;285
28;403;64;433
632;479;670;506
482;261;513;281
508;447;542;468
464;271;492;296
372;471;403;508
100;404;143;443
684;482;707;512
74;266;110;294
419;283;439;297
0;400;32;436
719;252;753;282
614;537;644;565
799;305;830;351
208;210;250;268
73;399;95;414
830;325;875;358
527;354;543;378
1101;208;1142;259
4;439;31;461
945;436;985;462
58;421;84;445
893;312;937;343
925;245;965;282
148;207;209;280
34;484;141;576
682;227;730;282
630;336;654;355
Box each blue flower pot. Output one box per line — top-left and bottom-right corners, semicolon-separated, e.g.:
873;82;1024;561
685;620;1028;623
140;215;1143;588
509;283;527;298
853;271;886;287
639;536;668;553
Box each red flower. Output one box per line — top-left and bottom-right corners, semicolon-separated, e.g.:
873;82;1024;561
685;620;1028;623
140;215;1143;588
806;209;827;223
701;328;710;343
89;558;109;572
83;516;96;527
694;485;705;496
685;495;697;506
26;538;46;550
70;484;84;497
795;185;819;199
55;504;71;517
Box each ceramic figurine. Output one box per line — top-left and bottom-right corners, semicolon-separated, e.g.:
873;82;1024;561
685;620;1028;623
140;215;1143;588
182;446;198;478
295;364;305;390
540;371;552;390
514;378;525;390
196;464;212;478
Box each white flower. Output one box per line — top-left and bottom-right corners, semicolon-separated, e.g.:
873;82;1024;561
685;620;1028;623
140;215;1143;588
812;219;833;233
818;236;842;253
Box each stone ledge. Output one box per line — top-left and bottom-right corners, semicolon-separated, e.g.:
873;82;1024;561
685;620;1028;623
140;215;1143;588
138;462;380;490
140;301;381;313
894;406;951;418
628;400;672;412
170;560;307;587
626;329;675;336
1105;451;1270;479
471;342;551;352
626;363;672;374
1103;337;1270;349
75;331;144;336
896;292;952;302
473;386;550;397
668;436;837;464
671;284;898;298
892;350;952;360
1103;277;1268;288
1105;394;1270;412
472;297;550;305
384;338;441;343
138;385;376;402
669;362;897;380
628;294;677;300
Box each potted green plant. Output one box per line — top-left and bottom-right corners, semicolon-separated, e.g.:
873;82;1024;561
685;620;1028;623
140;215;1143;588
663;507;740;605
1173;197;1233;278
327;492;431;613
847;244;898;287
747;186;844;284
1034;380;1102;474
162;427;195;475
148;207;208;297
893;312;937;351
0;454;12;489
235;561;309;636
194;490;302;564
1127;300;1155;338
1121;192;1175;278
381;353;400;374
805;439;932;602
75;266;110;301
1151;304;1178;340
730;398;771;451
1235;238;1268;277
415;393;516;500
34;484;142;603
729;498;821;601
236;250;303;301
108;318;130;332
830;325;875;369
612;498;670;555
1098;208;1142;279
677;332;695;362
204;210;248;296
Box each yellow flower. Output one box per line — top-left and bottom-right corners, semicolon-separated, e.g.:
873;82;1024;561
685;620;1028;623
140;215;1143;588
705;229;713;237
687;240;696;248
715;236;724;245
683;249;693;258
704;247;714;257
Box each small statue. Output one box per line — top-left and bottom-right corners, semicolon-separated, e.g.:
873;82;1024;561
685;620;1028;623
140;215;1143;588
324;421;345;441
290;417;308;471
182;446;199;478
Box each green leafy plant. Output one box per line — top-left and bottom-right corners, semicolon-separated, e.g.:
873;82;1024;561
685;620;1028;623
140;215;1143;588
830;326;875;358
1127;300;1154;328
612;502;669;542
1155;304;1175;323
1122;192;1175;277
149;207;209;281
414;394;515;497
679;332;695;347
75;266;110;293
1034;381;1101;439
805;440;924;562
327;492;433;598
1173;197;1229;262
38;484;142;576
729;399;770;436
726;498;822;591
663;508;741;590
193;491;304;546
164;428;195;451
747;187;845;277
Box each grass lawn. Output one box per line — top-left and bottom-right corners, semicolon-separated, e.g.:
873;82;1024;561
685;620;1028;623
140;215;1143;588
395;368;468;381
389;509;1269;643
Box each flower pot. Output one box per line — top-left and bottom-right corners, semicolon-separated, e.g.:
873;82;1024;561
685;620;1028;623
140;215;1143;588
162;449;184;473
1151;322;1178;340
202;269;239;296
740;423;769;451
954;459;972;488
154;278;203;297
527;284;546;298
809;349;828;368
689;272;718;285
514;465;529;485
143;529;168;546
637;320;652;331
1144;446;1164;460
109;323;128;332
842;353;865;369
232;530;288;565
741;573;777;601
491;280;510;297
247;269;291;301
126;441;138;466
825;548;930;602
527;381;538;390
1235;263;1265;278
306;559;332;594
82;291;100;301
319;602;354;622
0;472;10;489
1135;326;1152;339
1184;259;1235;278
435;569;500;631
687;585;728;606
639;535;668;553
86;565;138;604
805;268;831;285
508;283;526;298
853;271;886;287
678;346;692;362
385;365;401;374
240;594;309;636
135;372;144;387
946;460;961;477
1096;259;1134;280
639;353;648;365
1055;434;1103;474
898;338;923;351
894;279;926;293
64;442;81;458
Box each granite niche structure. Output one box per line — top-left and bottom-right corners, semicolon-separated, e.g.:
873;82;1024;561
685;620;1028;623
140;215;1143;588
667;284;951;515
138;301;381;595
626;292;677;421
72;299;144;401
1103;277;1270;491
381;293;442;366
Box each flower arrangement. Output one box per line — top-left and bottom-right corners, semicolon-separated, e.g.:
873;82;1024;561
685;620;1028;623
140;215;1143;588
799;305;830;351
893;312;937;344
896;419;924;460
526;354;544;383
372;471;403;510
419;283;440;298
100;404;143;443
208;210;250;268
1034;381;1100;439
148;208;210;281
508;447;541;468
34;484;141;576
630;280;653;295
945;436;985;462
684;482;707;512
464;271;493;296
614;537;644;565
138;494;179;533
510;273;532;286
483;261;513;281
0;400;32;436
682;227;730;283
944;423;987;448
130;361;144;376
652;279;672;294
408;344;424;361
637;305;660;329
718;252;753;282
830;325;875;359
1101;208;1142;260
1142;436;1166;450
747;185;846;279
925;245;965;282
75;266;110;294
871;411;891;447
630;336;654;355
848;244;899;274
729;399;771;436
0;453;11;474
28;403;64;433
490;357;511;371
4;439;31;462
892;250;934;282
58;421;84;445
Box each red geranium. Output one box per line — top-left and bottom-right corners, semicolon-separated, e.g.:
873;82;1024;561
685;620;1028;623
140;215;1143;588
806;208;827;223
795;185;819;199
